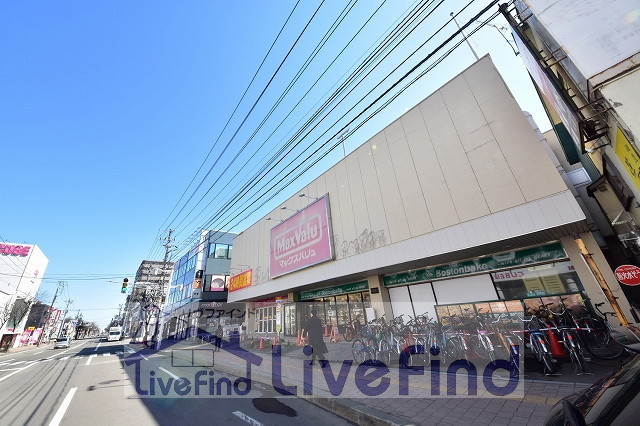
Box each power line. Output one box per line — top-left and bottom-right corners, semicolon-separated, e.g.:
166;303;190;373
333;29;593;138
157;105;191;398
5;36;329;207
160;2;502;265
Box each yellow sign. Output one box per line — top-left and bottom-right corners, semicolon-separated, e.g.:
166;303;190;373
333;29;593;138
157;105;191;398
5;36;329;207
27;326;35;330
229;269;252;292
615;127;640;191
541;274;565;294
523;277;545;295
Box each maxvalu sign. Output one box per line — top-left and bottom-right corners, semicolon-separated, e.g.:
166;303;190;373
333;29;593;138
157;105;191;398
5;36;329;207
270;194;334;278
384;243;567;287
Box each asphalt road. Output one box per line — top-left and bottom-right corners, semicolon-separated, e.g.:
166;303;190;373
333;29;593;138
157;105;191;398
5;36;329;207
0;339;354;426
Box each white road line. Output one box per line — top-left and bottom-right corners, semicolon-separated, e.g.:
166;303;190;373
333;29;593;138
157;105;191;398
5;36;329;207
34;351;45;355
0;362;36;383
60;356;70;361
85;354;97;366
158;367;180;380
0;359;16;365
7;361;26;366
48;387;77;426
102;353;113;357
94;341;101;352
232;411;263;426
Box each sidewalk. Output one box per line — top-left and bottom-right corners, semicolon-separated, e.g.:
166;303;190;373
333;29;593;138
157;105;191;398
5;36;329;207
153;337;603;426
0;341;52;356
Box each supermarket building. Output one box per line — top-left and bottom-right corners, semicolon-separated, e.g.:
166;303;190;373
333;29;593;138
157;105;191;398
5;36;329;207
227;56;634;338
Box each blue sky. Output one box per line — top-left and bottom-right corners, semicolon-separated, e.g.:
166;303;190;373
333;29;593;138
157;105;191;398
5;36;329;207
1;0;549;328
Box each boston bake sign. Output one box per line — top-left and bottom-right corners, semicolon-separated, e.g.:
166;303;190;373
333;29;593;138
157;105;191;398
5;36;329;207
270;194;334;278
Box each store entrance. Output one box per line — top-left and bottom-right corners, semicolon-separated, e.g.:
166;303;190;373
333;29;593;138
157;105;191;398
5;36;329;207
298;291;371;334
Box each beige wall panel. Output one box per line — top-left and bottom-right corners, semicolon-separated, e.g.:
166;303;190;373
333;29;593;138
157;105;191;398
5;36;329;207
467;139;526;212
356;141;391;251
482;101;568;202
403;109;460;230
440;76;494;153
370;132;412;243
386;119;433;236
463;56;512;107
345;149;373;254
334;161;357;259
422;93;491;222
323;167;344;259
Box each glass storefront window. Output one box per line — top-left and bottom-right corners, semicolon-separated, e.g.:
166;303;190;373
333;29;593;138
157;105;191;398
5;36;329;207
324;297;337;326
335;295;349;327
491;261;583;299
348;293;364;325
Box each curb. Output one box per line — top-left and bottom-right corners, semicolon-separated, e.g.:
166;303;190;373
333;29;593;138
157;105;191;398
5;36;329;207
170;347;414;426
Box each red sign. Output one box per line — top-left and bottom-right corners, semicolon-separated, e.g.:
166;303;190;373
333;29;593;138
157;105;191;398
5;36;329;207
0;244;31;256
614;264;640;286
270;194;334;278
229;269;252;292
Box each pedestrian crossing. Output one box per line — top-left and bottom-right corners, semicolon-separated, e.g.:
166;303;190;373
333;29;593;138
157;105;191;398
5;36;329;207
0;351;127;367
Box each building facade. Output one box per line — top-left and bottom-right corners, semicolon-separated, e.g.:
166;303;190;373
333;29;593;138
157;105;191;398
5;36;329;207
227;56;634;339
503;0;640;307
0;242;48;350
161;230;242;340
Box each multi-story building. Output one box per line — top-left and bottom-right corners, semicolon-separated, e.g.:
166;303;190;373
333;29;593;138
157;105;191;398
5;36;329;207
0;242;48;350
227;56;635;340
502;0;640;308
161;230;243;340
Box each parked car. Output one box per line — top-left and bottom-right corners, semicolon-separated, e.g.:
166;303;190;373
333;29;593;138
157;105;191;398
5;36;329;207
53;337;71;349
545;354;640;425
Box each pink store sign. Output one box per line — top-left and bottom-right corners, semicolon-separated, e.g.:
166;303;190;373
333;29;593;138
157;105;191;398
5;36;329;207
270;194;334;278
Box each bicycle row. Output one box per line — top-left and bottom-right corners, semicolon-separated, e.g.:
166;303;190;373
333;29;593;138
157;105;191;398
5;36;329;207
347;298;632;374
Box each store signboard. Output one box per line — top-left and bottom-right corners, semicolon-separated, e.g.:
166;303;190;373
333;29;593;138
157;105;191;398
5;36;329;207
384;243;567;287
270;194;334;278
614;264;640;286
511;26;582;149
614;128;640;192
298;281;368;301
229;269;252;292
0;243;31;256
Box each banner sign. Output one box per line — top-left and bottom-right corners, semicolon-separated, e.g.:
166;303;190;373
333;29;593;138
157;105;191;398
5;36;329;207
298;281;368;300
229;269;252;292
270;194;334;278
615;264;640;286
384;243;567;287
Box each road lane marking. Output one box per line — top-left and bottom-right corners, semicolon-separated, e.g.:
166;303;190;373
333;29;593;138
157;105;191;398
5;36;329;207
7;361;26;366
60;356;70;361
85;354;97;366
34;351;45;355
158;367;180;380
232;411;263;426
0;359;16;365
0;362;36;383
48;387;77;426
94;341;101;352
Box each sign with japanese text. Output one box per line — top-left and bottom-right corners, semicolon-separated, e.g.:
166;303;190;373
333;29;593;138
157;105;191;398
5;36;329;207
615;264;640;286
615;128;640;192
270;194;334;278
384;243;567;287
229;269;252;292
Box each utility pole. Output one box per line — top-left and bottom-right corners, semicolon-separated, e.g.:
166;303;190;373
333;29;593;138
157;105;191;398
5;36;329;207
151;229;173;345
57;299;72;338
451;11;479;60
37;281;65;346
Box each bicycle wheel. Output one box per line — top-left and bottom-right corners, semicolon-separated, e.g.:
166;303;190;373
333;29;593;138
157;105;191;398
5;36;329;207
566;331;588;373
584;329;625;359
441;338;460;365
378;339;392;365
532;336;558;375
367;337;379;362
352;339;368;364
343;327;354;343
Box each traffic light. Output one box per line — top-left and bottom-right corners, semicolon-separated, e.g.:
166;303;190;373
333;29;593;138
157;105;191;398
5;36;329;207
121;278;129;293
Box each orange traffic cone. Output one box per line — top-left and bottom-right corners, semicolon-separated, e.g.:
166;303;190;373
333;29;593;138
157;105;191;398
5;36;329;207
329;325;340;342
258;336;264;350
296;330;302;346
323;324;329;337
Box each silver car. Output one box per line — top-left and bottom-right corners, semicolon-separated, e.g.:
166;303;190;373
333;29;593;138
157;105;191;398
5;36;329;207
53;337;70;349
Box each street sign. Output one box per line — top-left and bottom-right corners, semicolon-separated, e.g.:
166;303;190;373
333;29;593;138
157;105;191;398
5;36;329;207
614;264;640;286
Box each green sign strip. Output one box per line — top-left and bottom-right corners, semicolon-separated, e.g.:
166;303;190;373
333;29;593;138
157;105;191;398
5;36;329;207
383;242;567;287
298;281;369;300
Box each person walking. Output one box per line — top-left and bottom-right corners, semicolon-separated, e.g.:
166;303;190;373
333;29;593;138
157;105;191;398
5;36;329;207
215;324;223;351
305;308;328;367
